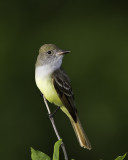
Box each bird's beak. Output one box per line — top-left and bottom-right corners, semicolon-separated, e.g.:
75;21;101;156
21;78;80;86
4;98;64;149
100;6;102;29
57;50;70;55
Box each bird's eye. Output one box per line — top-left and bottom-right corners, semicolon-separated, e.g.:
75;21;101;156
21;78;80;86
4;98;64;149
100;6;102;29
47;51;52;54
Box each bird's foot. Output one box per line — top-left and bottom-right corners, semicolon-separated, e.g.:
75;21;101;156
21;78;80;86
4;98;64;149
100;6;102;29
48;106;60;119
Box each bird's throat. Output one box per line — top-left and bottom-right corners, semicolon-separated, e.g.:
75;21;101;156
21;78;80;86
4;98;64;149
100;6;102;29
35;65;63;106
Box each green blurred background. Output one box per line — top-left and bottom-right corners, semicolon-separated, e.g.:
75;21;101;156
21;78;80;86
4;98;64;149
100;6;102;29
0;0;128;159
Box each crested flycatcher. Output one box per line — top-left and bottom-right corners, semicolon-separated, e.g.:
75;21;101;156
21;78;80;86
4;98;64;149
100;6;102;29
35;44;91;150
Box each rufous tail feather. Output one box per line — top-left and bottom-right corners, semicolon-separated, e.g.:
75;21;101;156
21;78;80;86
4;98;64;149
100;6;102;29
70;116;91;150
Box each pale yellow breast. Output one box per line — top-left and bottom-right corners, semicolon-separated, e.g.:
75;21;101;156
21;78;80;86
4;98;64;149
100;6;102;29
36;76;63;107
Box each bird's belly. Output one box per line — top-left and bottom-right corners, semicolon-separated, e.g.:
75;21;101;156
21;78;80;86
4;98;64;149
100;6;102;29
36;76;63;106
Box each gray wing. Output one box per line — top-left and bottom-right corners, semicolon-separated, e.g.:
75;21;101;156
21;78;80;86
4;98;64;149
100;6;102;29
52;68;77;122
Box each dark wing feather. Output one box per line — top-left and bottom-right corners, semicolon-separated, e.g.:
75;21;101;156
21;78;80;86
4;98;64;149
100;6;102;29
52;69;77;122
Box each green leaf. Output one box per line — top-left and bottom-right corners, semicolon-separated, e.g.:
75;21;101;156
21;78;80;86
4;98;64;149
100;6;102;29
115;153;127;160
53;139;62;160
31;147;51;160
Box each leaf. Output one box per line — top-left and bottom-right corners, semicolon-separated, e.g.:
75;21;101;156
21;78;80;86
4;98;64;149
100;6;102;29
53;139;62;160
115;153;127;160
31;147;51;160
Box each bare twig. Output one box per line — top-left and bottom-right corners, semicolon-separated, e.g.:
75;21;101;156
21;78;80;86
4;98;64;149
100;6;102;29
43;95;68;160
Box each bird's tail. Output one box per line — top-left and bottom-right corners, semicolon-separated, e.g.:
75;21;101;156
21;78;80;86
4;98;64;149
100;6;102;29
70;116;92;150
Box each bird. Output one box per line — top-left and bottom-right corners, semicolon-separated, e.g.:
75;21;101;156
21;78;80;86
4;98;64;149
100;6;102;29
35;44;91;150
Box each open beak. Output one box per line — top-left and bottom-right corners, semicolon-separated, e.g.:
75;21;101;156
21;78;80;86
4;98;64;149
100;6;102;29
57;50;70;55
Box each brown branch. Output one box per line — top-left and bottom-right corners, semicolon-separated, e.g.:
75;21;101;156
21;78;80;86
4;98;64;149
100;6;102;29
43;95;68;160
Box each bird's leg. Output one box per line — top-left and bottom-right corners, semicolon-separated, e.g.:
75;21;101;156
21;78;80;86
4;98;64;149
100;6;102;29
40;93;60;118
40;92;43;97
49;106;60;118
